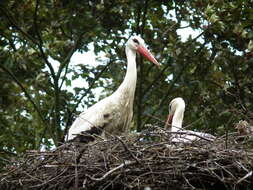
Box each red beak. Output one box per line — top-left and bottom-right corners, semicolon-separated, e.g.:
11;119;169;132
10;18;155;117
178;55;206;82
137;45;160;66
165;114;173;128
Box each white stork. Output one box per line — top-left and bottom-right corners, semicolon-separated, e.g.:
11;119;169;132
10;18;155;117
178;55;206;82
165;97;215;142
66;36;160;142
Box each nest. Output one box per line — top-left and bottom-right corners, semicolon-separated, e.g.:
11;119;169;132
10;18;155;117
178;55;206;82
1;127;253;190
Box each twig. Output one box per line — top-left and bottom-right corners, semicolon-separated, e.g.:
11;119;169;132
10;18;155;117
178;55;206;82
74;147;79;189
0;64;46;126
114;136;141;164
22;171;44;183
29;168;68;188
183;174;196;189
144;113;166;124
236;171;252;184
87;160;135;181
153;129;215;142
214;161;236;181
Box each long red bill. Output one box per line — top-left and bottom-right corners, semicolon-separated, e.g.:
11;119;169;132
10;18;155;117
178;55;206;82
165;114;173;128
137;45;160;66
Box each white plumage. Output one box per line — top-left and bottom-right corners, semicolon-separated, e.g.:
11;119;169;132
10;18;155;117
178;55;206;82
165;97;215;142
66;36;159;142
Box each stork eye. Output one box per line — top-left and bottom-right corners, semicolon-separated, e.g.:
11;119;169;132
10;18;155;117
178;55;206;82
133;38;139;44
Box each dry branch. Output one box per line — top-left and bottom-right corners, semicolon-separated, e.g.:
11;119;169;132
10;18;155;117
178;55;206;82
1;129;253;190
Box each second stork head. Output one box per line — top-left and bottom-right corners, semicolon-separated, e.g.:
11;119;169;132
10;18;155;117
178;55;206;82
165;97;185;130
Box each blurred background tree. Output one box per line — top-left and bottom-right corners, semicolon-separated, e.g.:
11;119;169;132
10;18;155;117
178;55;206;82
0;0;252;165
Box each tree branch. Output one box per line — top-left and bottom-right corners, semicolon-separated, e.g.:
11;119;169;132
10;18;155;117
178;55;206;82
136;0;149;132
0;64;46;126
33;0;56;79
0;7;38;45
143;59;171;96
57;34;83;80
58;33;85;90
142;37;207;127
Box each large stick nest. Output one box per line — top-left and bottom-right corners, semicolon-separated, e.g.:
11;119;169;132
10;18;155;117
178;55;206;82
1;127;253;190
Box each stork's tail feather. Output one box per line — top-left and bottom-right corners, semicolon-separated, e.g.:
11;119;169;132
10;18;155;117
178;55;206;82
69;126;104;143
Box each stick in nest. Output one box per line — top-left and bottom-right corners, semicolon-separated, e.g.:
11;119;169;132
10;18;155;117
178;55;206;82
114;136;141;164
86;160;135;181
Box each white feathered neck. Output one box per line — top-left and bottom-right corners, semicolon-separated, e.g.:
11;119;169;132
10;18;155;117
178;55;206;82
115;46;137;99
170;98;185;131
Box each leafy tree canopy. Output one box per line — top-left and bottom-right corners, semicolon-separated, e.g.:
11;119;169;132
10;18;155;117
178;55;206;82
0;0;252;166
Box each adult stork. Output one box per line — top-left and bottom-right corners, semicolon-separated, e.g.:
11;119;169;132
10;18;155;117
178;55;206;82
165;97;215;142
66;36;160;142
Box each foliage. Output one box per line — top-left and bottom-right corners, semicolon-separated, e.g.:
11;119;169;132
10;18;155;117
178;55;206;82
0;0;252;166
